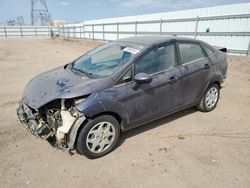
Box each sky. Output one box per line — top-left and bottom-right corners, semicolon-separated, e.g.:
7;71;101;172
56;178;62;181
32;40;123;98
0;0;249;25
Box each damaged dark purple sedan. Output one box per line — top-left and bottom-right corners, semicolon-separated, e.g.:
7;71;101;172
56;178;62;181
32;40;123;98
17;36;227;158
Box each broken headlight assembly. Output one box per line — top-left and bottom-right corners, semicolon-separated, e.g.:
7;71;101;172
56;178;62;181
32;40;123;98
56;98;85;145
74;97;86;106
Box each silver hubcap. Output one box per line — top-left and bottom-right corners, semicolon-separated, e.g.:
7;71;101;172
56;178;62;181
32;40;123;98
205;87;218;108
86;122;115;153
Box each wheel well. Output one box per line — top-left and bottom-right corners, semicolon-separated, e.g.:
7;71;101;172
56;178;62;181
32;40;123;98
87;111;122;125
212;81;221;88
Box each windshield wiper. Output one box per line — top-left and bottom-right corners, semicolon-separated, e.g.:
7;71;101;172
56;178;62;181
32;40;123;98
78;69;93;77
71;66;93;78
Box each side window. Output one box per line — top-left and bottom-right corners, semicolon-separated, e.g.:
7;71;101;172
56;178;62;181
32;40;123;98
179;43;206;65
116;69;132;85
135;44;176;75
203;45;214;56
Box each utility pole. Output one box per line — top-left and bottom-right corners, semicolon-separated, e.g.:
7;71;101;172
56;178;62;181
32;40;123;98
16;16;25;26
31;0;34;25
31;0;51;26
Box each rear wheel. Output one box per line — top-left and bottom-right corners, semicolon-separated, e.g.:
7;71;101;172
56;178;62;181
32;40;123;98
197;84;220;112
76;115;120;159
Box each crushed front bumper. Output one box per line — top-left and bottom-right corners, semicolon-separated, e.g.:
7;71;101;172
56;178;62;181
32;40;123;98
17;100;52;138
17;100;86;149
17;100;38;134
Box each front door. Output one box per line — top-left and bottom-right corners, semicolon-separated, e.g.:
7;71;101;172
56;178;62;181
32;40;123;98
117;43;182;129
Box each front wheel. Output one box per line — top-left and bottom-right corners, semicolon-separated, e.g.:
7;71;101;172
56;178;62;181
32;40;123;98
197;84;220;112
76;115;120;159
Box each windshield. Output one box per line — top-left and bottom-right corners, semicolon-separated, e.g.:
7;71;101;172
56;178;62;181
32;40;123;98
71;42;144;78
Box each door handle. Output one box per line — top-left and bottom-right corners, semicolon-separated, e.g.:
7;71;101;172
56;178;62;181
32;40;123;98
167;76;178;84
204;63;211;69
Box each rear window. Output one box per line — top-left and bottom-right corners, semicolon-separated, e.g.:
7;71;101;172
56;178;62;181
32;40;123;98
179;43;206;64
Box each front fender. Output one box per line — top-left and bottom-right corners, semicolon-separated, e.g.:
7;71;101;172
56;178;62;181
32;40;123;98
75;93;105;118
75;93;129;131
99;95;130;130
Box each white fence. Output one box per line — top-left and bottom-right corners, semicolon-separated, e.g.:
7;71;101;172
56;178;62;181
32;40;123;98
0;26;58;38
60;3;250;56
59;13;250;55
0;6;250;55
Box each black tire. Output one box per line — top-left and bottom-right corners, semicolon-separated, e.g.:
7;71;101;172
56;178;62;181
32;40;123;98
197;84;220;112
76;115;120;159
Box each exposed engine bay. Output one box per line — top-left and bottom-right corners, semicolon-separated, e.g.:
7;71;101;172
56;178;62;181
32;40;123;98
17;98;86;149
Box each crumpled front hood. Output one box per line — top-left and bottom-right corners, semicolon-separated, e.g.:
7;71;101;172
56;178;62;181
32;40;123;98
23;66;110;110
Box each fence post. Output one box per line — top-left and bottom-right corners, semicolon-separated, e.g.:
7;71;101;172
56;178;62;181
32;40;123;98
160;19;163;35
83;25;85;39
92;24;94;40
135;21;137;36
35;27;37;37
117;22;119;40
194;16;199;39
20;26;23;38
103;23;105;41
4;27;7;38
73;26;75;38
58;26;60;37
80;26;82;39
247;39;250;56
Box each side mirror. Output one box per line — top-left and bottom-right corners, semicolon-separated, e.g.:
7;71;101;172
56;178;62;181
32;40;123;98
134;73;153;84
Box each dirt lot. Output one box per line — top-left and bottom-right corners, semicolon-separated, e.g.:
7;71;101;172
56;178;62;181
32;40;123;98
0;38;250;188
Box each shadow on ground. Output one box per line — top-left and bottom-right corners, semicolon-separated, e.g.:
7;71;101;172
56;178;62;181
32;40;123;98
67;107;197;156
117;107;197;147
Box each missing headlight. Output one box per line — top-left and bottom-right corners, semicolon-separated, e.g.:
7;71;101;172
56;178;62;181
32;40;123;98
74;97;86;105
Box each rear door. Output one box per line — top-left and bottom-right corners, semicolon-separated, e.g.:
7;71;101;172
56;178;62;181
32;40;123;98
177;42;211;107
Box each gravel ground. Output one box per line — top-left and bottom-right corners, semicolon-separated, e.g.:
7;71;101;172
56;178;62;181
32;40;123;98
0;38;250;188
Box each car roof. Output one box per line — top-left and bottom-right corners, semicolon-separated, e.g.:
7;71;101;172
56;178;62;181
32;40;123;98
117;35;201;46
